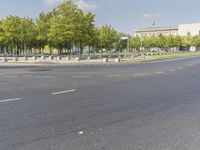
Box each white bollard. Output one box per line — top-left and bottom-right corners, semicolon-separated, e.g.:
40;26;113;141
75;57;80;61
24;56;28;61
2;57;7;62
65;56;71;61
102;58;108;63
33;56;37;61
14;57;18;62
49;56;53;60
114;58;121;63
57;56;62;60
41;55;45;60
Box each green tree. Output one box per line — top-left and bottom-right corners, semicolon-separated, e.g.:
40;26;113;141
35;12;52;54
1;16;22;55
113;33;129;52
130;36;140;49
191;36;200;47
19;17;36;55
0;20;5;52
181;36;192;47
98;25;118;52
48;0;83;55
165;35;182;48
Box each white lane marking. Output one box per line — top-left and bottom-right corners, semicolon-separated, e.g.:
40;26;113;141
51;89;76;95
0;98;22;103
106;75;121;77
170;69;175;72
134;73;148;76
36;76;54;78
24;75;33;77
72;76;91;78
187;64;194;67
178;67;183;70
155;71;164;74
1;76;18;78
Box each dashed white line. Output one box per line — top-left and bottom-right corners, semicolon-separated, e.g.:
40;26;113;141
24;75;33;77
155;71;165;74
1;76;18;78
0;98;22;103
187;64;194;67
170;69;175;72
134;73;148;76
51;89;76;95
36;76;54;78
106;75;121;77
178;67;183;70
72;76;91;78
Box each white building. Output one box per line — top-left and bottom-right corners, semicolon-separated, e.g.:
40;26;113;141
135;23;200;37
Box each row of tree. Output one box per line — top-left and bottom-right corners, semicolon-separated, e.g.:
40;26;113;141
131;35;200;49
1;0;200;56
0;0;129;56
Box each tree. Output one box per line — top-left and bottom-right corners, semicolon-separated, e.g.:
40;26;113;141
191;36;200;47
48;0;83;55
80;12;96;54
143;36;160;48
19;17;36;55
0;20;5;52
130;36;140;49
113;32;129;52
35;12;52;54
1;16;22;55
98;25;118;52
165;35;182;48
181;36;192;47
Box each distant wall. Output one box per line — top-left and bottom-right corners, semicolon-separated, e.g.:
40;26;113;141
178;23;200;36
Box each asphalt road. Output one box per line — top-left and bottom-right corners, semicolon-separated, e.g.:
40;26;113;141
1;57;200;150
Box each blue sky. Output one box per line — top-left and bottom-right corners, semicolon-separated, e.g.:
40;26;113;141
0;0;200;34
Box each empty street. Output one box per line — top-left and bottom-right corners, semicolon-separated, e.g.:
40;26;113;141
0;57;200;149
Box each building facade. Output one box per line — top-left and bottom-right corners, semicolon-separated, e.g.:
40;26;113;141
135;23;200;37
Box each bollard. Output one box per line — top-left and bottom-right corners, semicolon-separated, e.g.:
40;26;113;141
75;57;80;61
2;57;7;62
41;55;45;60
66;56;71;61
57;56;61;60
102;58;108;63
114;58;121;63
14;57;18;62
33;56;37;61
49;56;53;60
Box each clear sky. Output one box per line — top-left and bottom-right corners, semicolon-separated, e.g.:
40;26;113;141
0;0;200;35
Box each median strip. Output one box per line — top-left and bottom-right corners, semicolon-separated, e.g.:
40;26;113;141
51;89;76;95
0;98;22;103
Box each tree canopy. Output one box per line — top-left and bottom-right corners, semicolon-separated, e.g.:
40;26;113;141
0;0;200;56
